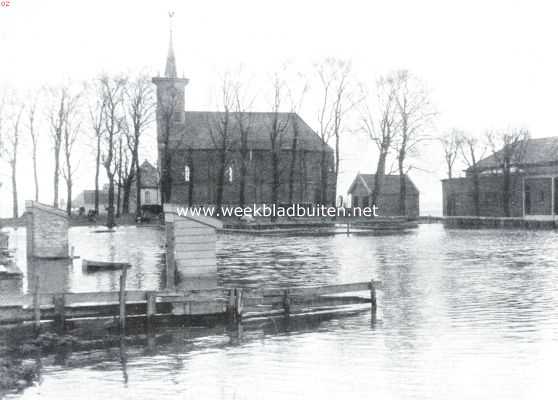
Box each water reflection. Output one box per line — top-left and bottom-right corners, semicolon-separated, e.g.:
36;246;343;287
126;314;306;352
2;225;558;399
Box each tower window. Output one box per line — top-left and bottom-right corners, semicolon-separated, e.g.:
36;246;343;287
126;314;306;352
185;165;191;182
228;166;233;183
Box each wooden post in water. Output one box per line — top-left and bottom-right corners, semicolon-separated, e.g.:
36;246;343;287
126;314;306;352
33;275;40;331
347;222;350;235
165;223;175;290
119;268;127;333
283;290;291;315
235;288;243;321
369;279;377;316
146;292;156;326
53;294;65;332
227;289;236;322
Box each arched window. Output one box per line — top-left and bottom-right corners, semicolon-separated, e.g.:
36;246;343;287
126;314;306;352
185;165;190;182
228;166;233;183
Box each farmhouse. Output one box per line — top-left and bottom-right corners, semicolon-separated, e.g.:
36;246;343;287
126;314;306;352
152;31;336;207
442;137;558;218
347;173;420;218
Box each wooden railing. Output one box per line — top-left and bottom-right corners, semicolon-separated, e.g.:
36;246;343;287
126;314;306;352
0;280;380;329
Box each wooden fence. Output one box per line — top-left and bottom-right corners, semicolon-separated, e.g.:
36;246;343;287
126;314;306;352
0;280;379;330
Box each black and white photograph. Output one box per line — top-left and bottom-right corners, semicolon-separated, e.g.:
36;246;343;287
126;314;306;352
1;1;557;399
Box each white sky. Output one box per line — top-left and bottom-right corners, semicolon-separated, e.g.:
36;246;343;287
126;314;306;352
1;0;556;217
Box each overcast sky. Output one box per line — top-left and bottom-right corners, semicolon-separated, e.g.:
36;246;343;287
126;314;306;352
0;0;556;217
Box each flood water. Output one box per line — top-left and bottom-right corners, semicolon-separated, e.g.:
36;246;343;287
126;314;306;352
2;224;558;399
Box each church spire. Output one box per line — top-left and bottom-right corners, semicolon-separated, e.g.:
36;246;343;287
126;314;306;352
165;11;177;79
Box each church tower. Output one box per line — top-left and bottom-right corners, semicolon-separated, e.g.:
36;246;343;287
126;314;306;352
152;13;189;137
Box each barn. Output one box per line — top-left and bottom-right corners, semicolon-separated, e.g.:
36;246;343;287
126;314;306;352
347;173;420;218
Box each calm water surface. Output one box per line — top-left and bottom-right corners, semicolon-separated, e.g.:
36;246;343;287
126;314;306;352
3;224;558;399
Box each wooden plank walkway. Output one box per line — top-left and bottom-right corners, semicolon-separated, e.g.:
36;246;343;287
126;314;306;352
0;280;380;328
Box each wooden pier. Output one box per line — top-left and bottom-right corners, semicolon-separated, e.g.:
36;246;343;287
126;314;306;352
0;280;380;328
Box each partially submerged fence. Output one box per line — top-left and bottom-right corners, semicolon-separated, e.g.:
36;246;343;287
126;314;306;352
0;280;380;329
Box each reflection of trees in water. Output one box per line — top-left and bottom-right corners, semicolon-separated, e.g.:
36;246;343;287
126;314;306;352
217;235;341;289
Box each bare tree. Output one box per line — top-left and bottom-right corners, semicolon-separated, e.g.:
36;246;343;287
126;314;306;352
286;74;309;204
316;58;354;202
268;73;290;220
360;74;399;208
158;86;180;204
233;78;256;208
459;133;486;217
27;97;40;201
99;75;127;228
486;128;530;217
88;81;106;215
393;70;436;216
46;85;80;209
124;75;155;216
61;113;82;215
0;99;24;217
439;128;463;179
207;74;238;212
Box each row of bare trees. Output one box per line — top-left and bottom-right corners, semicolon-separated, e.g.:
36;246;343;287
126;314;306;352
440;127;530;217
0;74;154;225
360;70;435;215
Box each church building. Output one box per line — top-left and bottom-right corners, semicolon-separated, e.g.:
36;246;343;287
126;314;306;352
152;30;336;208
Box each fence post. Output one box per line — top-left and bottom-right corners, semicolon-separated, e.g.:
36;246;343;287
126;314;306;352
235;288;243;321
33;274;40;331
227;289;236;322
146;292;156;326
53;294;65;333
119;268;127;333
283;290;291;315
370;279;377;316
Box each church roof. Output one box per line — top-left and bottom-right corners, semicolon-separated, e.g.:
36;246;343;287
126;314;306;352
169;111;332;152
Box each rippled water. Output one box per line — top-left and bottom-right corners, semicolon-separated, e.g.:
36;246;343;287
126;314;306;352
3;224;558;399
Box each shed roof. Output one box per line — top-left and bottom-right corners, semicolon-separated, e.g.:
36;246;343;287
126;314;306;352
347;173;419;196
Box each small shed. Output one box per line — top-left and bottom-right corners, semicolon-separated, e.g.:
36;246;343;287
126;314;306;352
163;204;223;291
25;201;69;258
347;173;420;218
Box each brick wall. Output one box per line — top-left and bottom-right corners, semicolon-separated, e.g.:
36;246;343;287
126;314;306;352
442;175;524;217
350;184;419;218
26;201;69;259
167;148;336;206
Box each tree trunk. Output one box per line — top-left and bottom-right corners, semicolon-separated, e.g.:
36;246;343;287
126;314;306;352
32;143;39;202
288;121;299;204
53;148;60;208
371;147;388;207
66;179;72;216
319;147;329;205
472;171;481;217
503;159;511;217
94;134;101;214
271;149;280;221
107;178;115;228
11;160;18;218
135;156;142;215
398;151;407;216
216;148;226;212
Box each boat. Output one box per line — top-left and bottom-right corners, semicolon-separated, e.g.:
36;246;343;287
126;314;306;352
83;259;131;272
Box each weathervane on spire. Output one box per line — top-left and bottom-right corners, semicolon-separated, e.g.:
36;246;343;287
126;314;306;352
165;11;178;79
